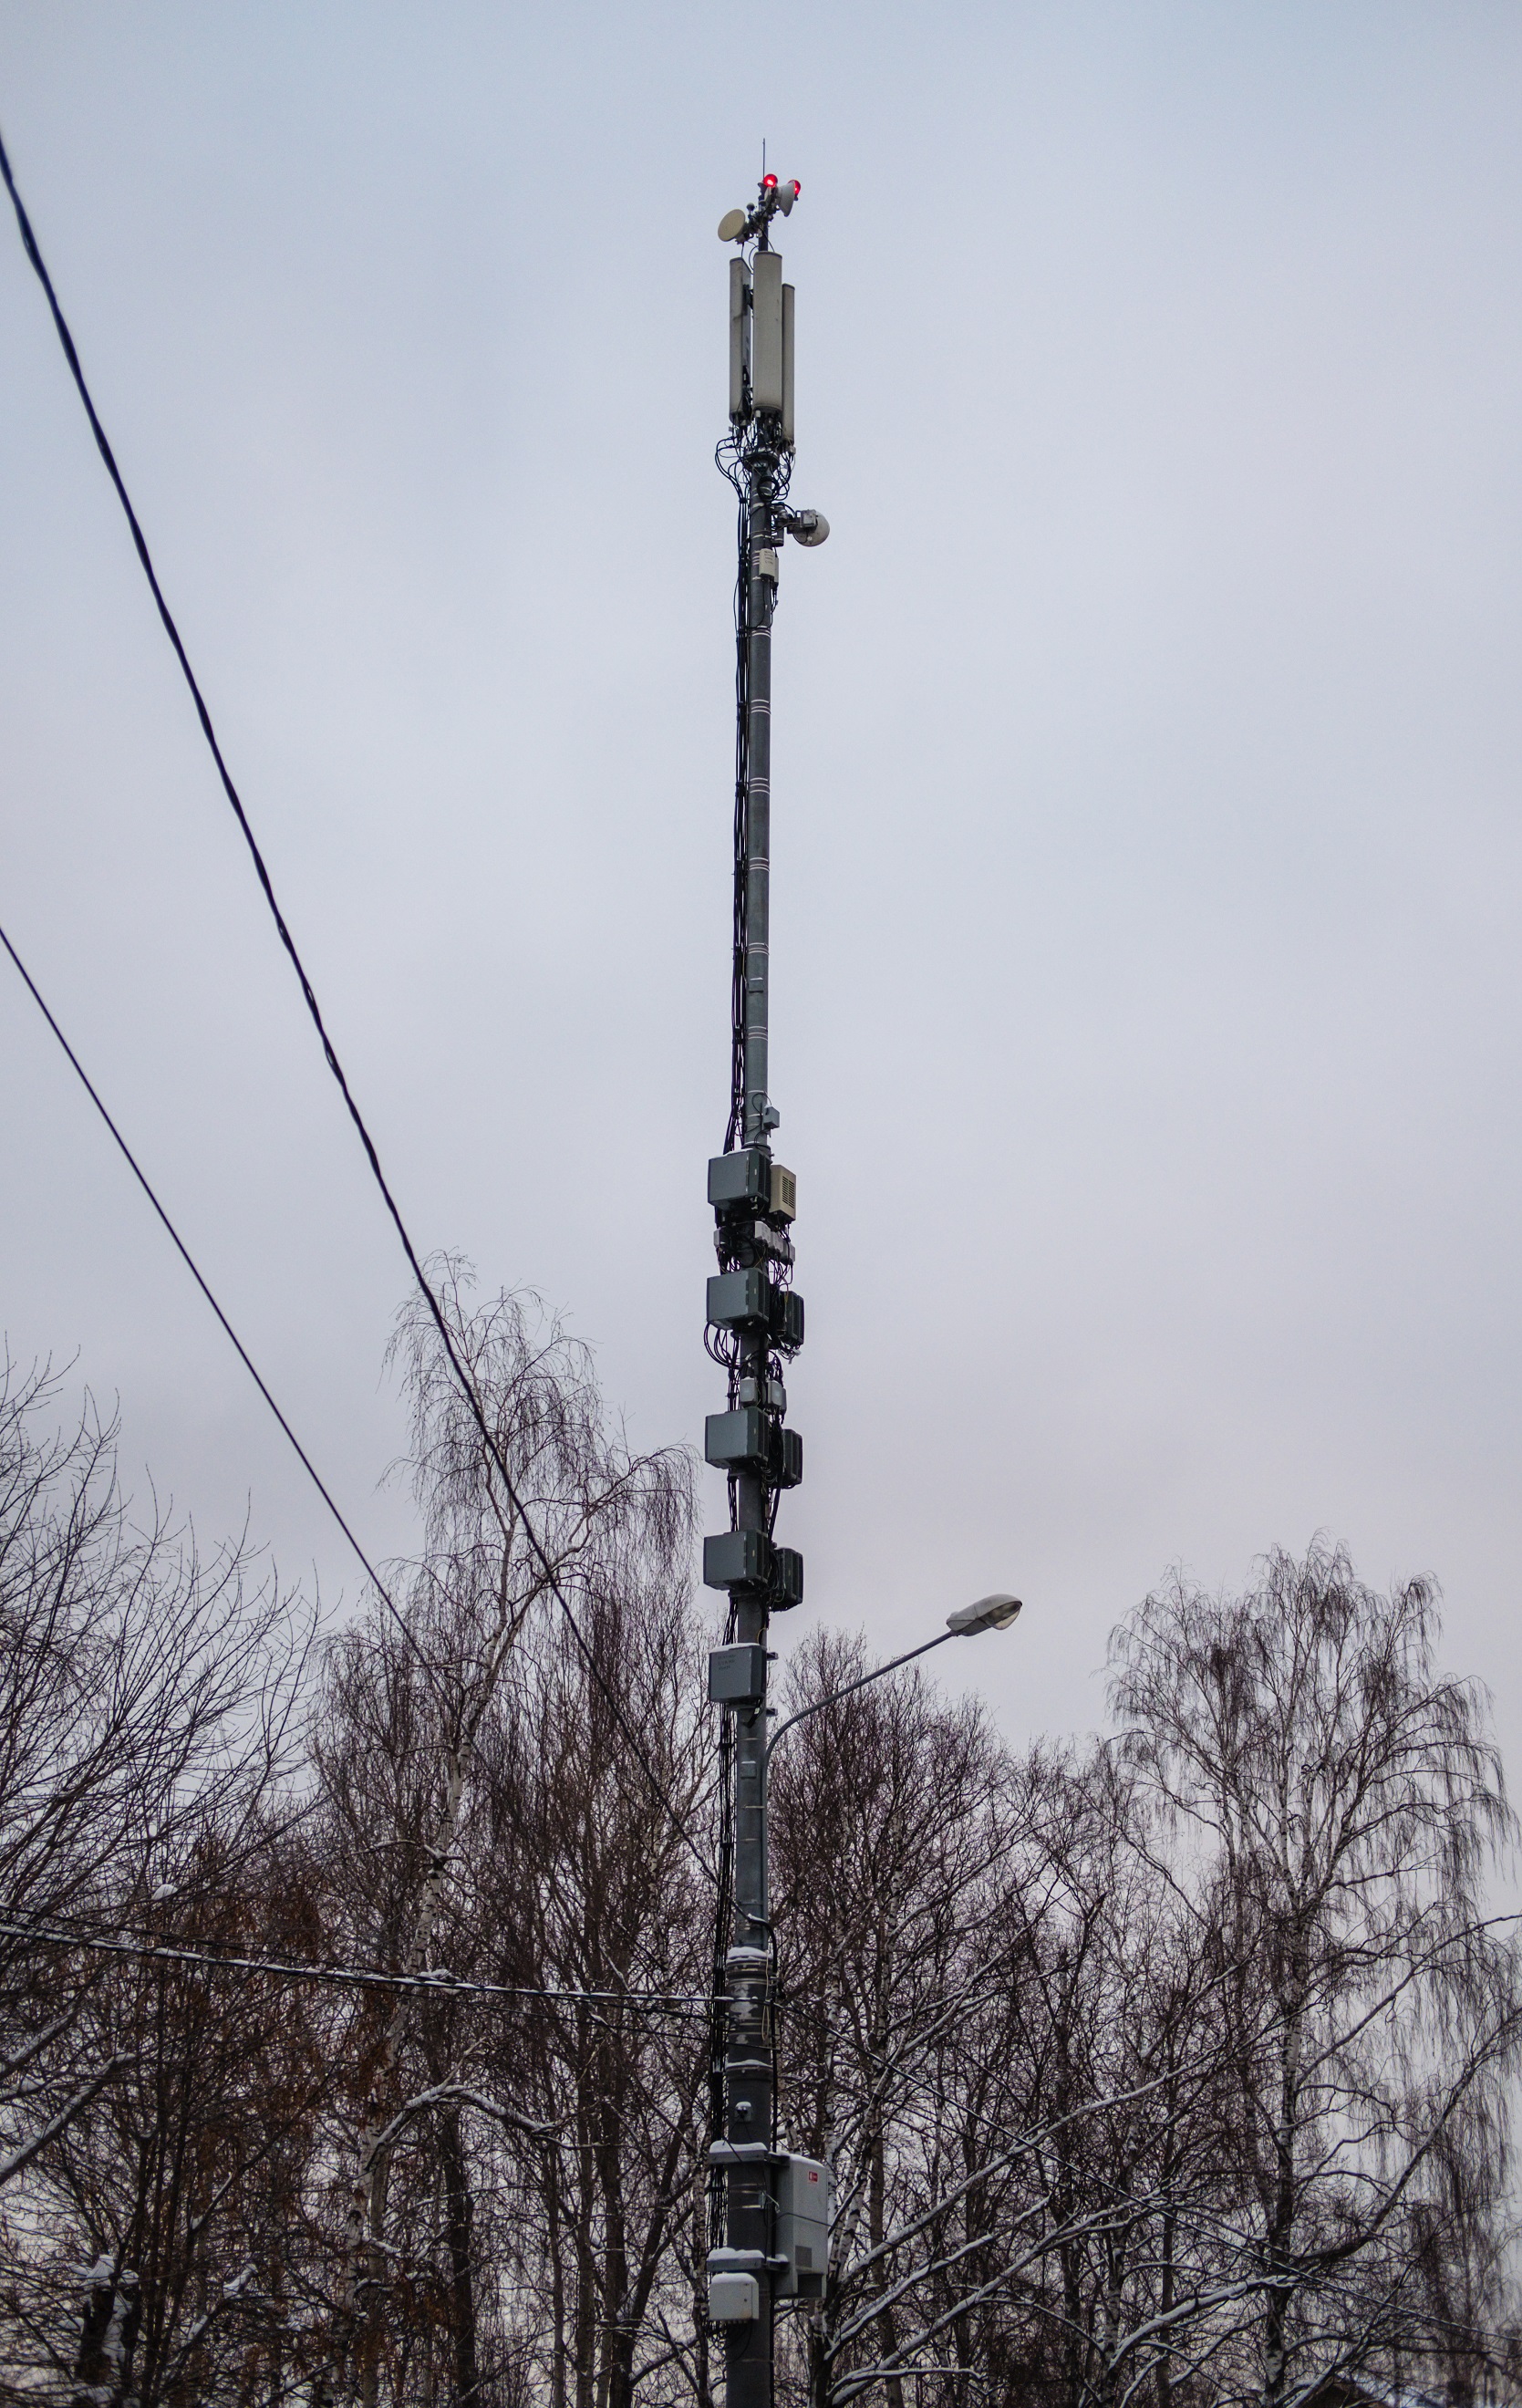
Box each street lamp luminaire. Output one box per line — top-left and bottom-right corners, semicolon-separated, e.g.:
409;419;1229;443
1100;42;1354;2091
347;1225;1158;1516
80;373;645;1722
764;1593;1023;1768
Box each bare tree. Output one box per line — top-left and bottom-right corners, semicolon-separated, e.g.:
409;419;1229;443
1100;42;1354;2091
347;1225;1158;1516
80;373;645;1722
8;1323;1516;2408
1110;1541;1519;2408
0;1357;314;2403
762;1551;1520;2408
464;1573;711;2408
311;1266;702;2407
770;1631;1045;2408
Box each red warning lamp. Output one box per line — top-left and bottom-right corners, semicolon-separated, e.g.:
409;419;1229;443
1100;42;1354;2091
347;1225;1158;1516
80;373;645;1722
762;173;779;190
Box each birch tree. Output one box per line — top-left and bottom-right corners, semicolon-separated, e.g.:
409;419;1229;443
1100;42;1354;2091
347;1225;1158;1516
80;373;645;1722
1110;1541;1519;2408
313;1267;698;2406
0;1358;314;2402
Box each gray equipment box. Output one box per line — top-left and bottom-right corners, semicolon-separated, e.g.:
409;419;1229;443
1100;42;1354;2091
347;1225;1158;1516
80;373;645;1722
703;1528;771;1591
702;1530;804;1607
709;1149;771;1212
771;1289;804;1352
773;2154;832;2300
708;1645;766;1707
705;1406;770;1472
709;2271;760;2323
707;1269;771;1331
770;1546;804;1609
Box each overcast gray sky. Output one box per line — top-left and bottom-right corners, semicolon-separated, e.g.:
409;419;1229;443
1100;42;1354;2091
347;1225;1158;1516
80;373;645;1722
4;2;1521;1769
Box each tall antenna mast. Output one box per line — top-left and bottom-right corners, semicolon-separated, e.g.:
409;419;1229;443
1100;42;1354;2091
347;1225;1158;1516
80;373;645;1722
703;171;831;2408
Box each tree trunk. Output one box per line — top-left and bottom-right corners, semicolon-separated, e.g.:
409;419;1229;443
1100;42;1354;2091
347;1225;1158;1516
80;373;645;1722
869;2121;906;2408
72;2268;140;2408
440;2104;481;2406
548;2149;568;2408
1262;1993;1302;2408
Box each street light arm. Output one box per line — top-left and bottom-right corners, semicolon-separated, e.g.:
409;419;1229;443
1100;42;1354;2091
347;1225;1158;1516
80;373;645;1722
764;1630;955;1770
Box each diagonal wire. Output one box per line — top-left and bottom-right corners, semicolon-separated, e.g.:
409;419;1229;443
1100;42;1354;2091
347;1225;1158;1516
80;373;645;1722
0;917;445;1704
0;120;714;1886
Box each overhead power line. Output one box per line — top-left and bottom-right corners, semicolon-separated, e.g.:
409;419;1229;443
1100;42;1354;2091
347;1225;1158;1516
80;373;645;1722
0;916;425;1674
0;1918;720;2017
0;121;712;1888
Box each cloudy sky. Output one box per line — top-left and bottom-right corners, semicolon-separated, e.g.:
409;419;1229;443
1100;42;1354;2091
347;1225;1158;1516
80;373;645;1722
4;3;1522;1771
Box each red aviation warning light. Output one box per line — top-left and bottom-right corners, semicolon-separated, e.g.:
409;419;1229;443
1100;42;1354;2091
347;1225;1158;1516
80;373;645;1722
716;175;801;244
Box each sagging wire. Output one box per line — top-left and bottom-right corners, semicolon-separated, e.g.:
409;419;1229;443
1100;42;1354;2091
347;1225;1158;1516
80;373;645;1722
0;125;713;1894
0;1917;723;2016
0;916;441;1709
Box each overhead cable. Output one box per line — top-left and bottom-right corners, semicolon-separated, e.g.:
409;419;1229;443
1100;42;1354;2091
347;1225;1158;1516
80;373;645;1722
0;123;713;1888
0;1917;720;2016
0;916;433;1693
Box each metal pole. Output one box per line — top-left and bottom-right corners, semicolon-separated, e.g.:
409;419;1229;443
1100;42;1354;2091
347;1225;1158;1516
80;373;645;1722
723;368;780;2408
704;171;823;2408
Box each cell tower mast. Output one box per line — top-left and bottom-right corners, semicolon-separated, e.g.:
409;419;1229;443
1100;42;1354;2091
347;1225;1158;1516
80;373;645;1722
701;172;831;2408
